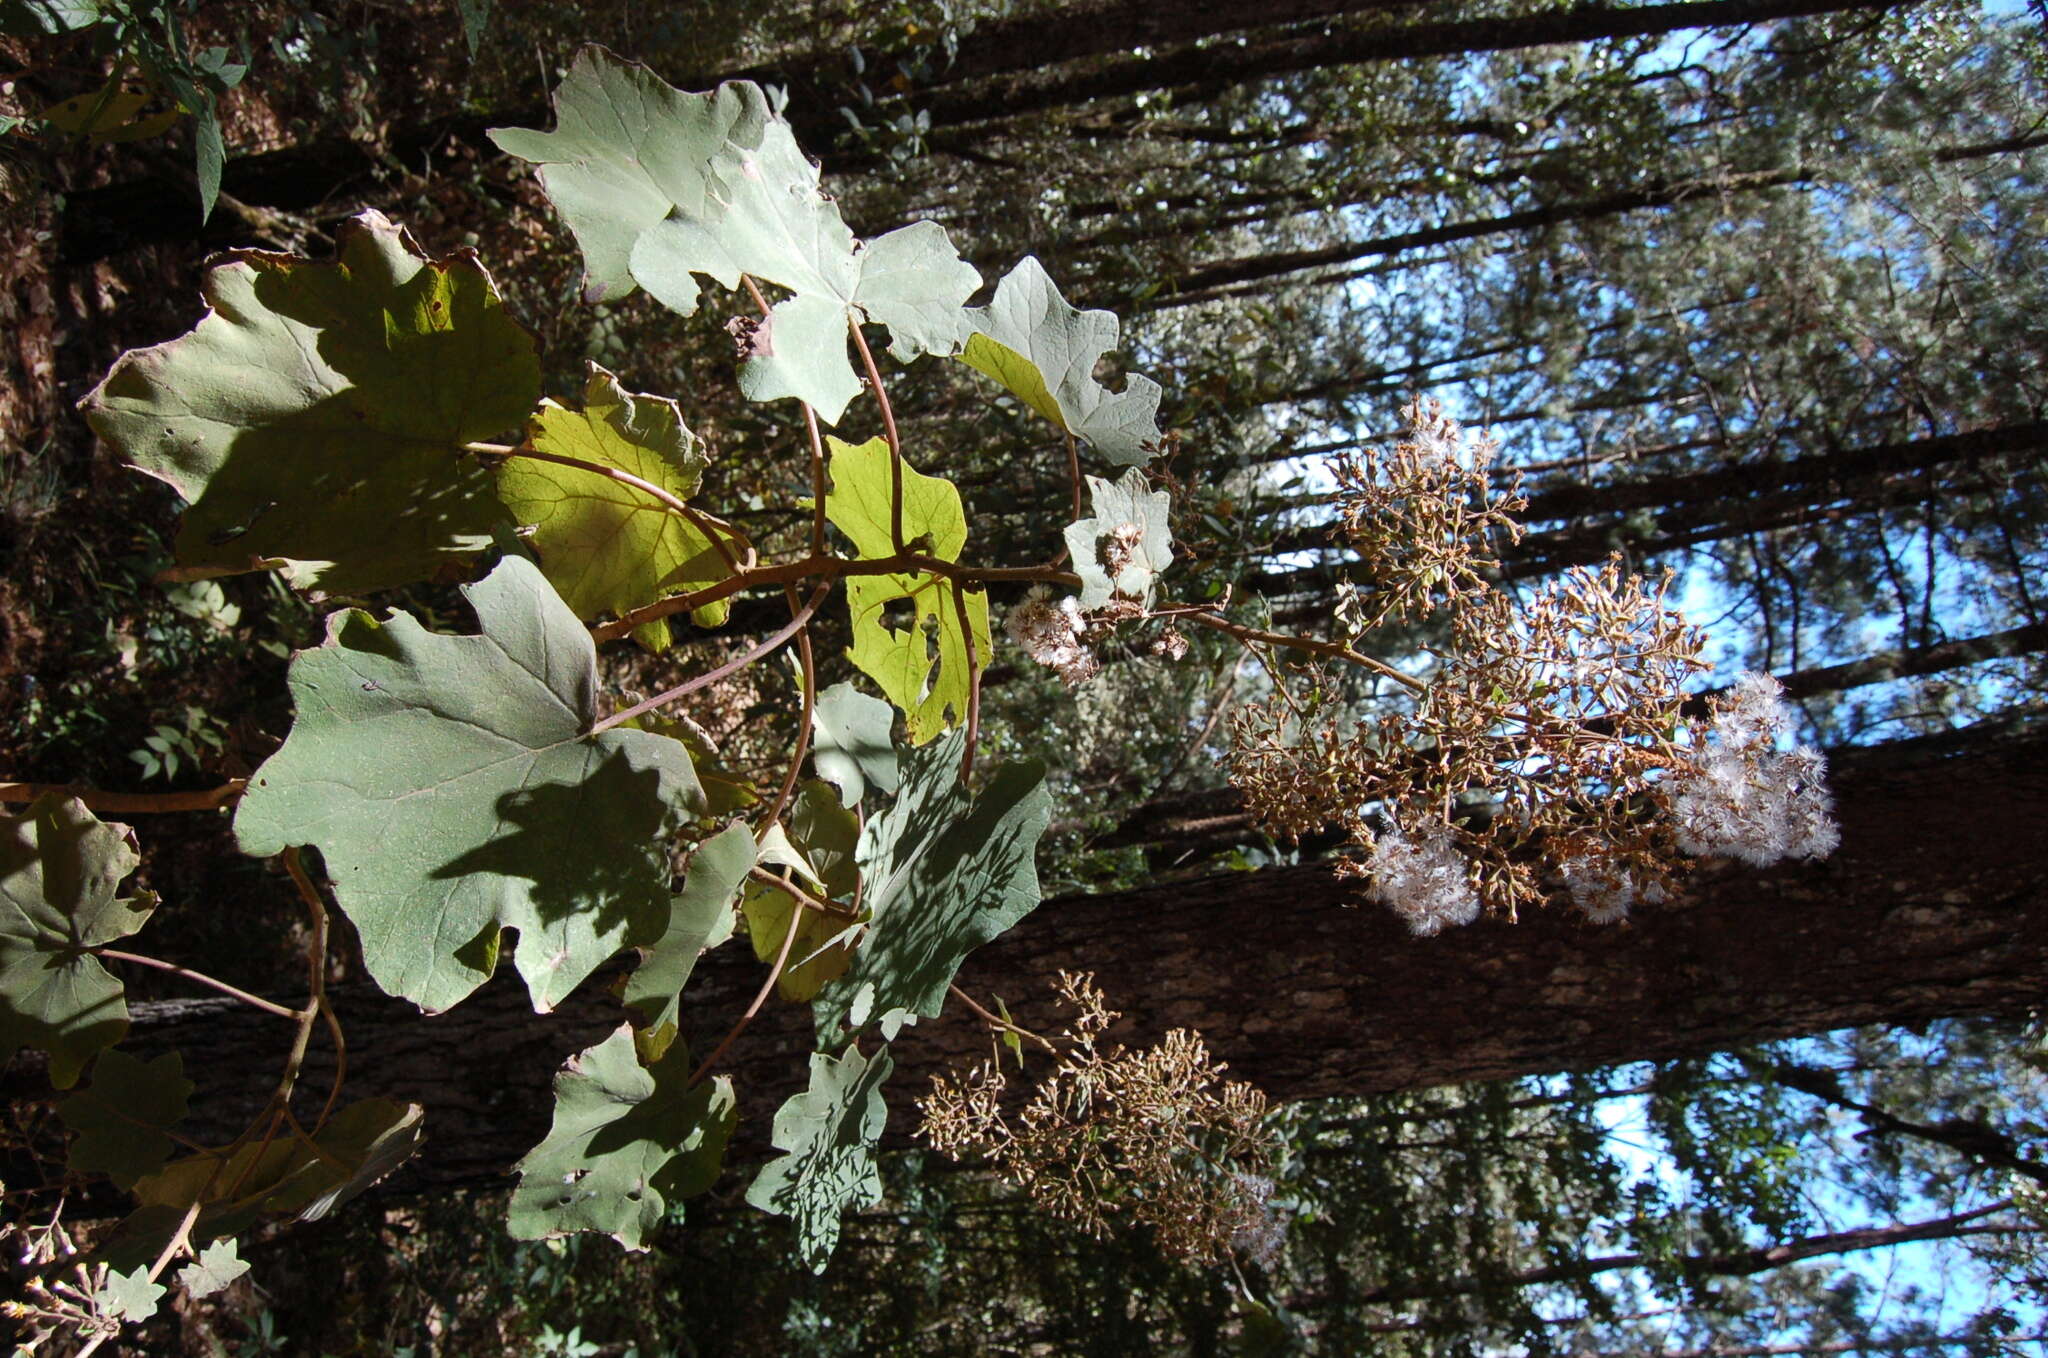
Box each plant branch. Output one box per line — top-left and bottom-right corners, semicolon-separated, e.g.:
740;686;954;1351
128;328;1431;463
0;781;245;813
591;584;832;735
92;950;298;1020
847;319;906;552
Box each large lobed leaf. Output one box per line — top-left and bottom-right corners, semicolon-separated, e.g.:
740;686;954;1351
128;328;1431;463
0;796;157;1087
815;731;1051;1041
824;435;992;744
495;48;979;423
234;556;703;1014
498;362;746;647
81;210;540;592
746;1041;893;1273
958;256;1165;468
509;1025;737;1250
59;1048;192;1189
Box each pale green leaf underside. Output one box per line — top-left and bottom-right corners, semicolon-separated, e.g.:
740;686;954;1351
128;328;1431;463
81;210;541;593
746;1041;893;1273
1066;467;1174;608
958;256;1164;467
499;361;743;646
234;556;703;1015
497;48;978;423
175;1239;251;1299
814;732;1050;1041
824;436;990;744
509;1026;737;1251
0;796;156;1088
98;1265;165;1324
487;47;773;304
811;680;899;807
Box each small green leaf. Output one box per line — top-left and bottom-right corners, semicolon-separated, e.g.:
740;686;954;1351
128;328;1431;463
824;436;991;744
59;1049;192;1188
957;257;1163;467
746;1041;893;1273
97;1264;165;1324
81;211;541;592
811;681;898;808
175;1238;249;1298
622;822;754;1062
192;100;224;224
499;362;745;645
1065;467;1173;608
742;783;863;1002
0;796;157;1087
234;556;704;1014
814;732;1050;1041
509;1026;737;1250
456;0;491;55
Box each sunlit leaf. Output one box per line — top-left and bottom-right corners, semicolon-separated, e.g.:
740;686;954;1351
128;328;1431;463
81;210;540;592
815;732;1050;1041
497;48;978;422
234;556;703;1014
498;362;746;646
811;680;899;808
746;1041;892;1273
509;1026;736;1250
488;47;774;304
824;435;991;744
97;1264;164;1324
0;796;157;1087
1065;467;1174;608
175;1239;250;1298
742;783;862;1002
957;256;1164;467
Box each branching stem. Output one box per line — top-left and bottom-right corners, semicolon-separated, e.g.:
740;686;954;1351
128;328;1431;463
592;583;831;735
0;781;244;813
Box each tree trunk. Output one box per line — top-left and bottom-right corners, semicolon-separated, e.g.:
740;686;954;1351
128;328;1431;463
1146;132;2048;308
8;727;2042;1201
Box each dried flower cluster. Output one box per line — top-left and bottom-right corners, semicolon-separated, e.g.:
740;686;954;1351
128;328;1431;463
920;972;1283;1265
1004;585;1098;685
1231;556;1710;929
1226;398;1842;933
1329;398;1526;629
1669;672;1840;866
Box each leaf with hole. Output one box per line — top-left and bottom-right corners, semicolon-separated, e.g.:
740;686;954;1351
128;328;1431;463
81;211;540;592
824;436;991;744
746;1041;893;1272
234;556;703;1014
509;1026;737;1250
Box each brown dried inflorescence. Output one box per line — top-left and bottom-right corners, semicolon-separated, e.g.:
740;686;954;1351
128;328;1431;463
1231;400;1723;929
920;972;1284;1266
1328;398;1526;629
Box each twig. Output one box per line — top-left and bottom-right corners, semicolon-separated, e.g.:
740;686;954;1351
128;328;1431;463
755;586;819;835
468;441;752;576
92;950;298;1020
688;884;806;1087
591;584;831;735
847;320;906;552
948;984;1057;1053
0;780;245;813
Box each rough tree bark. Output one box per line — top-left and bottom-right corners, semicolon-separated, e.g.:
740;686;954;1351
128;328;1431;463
7;727;2041;1202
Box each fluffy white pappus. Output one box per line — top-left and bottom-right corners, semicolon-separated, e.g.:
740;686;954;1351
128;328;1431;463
1005;585;1097;686
1368;823;1481;936
1560;857;1666;925
1229;1172;1290;1269
1670;679;1840;865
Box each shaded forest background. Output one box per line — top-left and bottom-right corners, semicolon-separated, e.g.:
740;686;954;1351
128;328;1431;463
1;0;2045;1353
